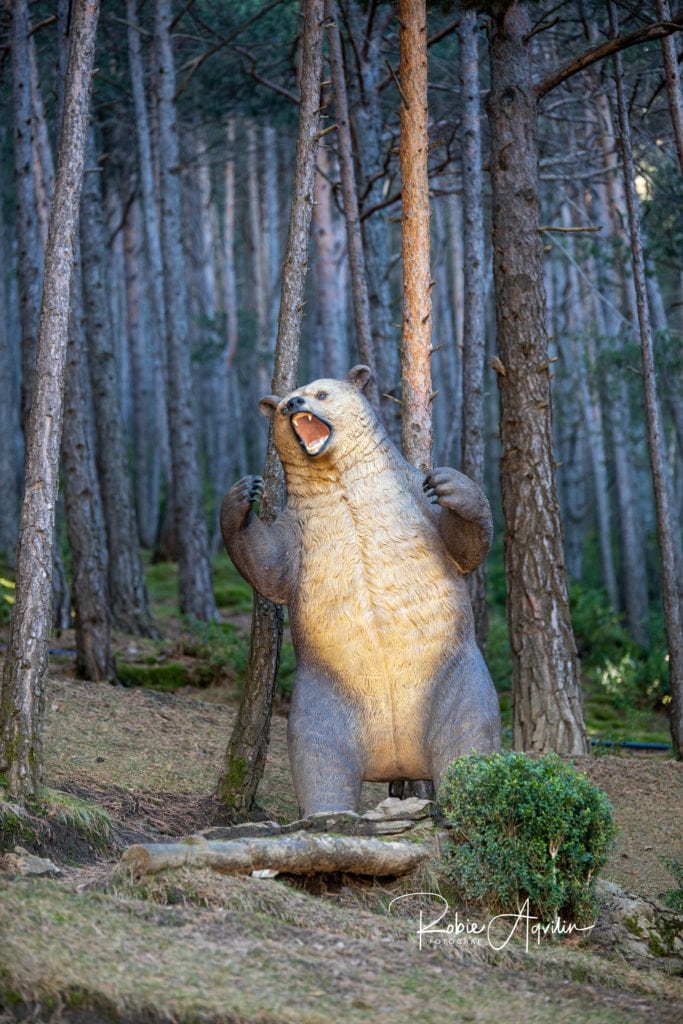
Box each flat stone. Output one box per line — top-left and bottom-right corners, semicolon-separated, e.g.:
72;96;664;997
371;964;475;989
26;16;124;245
362;797;433;822
1;847;62;877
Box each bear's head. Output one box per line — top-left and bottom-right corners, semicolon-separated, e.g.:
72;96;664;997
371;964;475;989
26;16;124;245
259;365;379;466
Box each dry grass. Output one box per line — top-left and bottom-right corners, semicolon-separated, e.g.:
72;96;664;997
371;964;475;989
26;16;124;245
0;670;681;1023
2;872;681;1024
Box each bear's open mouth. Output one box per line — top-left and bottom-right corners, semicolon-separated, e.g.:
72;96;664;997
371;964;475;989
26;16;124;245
290;412;332;456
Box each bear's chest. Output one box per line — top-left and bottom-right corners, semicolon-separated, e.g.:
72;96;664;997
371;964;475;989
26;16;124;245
288;468;466;694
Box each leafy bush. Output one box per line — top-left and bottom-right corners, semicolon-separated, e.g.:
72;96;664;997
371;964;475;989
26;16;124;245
569;582;669;706
438;752;615;925
0;574;15;623
661;857;683;914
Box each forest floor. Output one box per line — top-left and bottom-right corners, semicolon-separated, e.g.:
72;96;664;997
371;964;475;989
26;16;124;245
0;563;682;1023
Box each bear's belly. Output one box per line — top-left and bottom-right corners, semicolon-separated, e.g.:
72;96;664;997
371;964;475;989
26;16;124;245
290;487;468;777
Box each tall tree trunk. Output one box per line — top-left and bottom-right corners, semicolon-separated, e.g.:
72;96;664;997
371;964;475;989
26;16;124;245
609;0;683;757
154;0;217;621
345;0;400;431
325;0;379;399
217;0;325;815
80;129;153;635
123;197;157;549
444;191;465;464
62;268;116;682
458;7;489;651
430;192;455;463
0;165;20;561
247;122;271;398
399;0;432;474
486;1;587;755
262;124;281;361
591;88;650;645
28;35;55;252
0;0;100;799
312;143;347;377
213;117;240;549
656;0;683;174
10;0;43;434
565;217;619;609
126;0;170;546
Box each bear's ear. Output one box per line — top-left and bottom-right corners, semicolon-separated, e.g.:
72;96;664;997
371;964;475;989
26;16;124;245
259;395;280;420
346;365;372;392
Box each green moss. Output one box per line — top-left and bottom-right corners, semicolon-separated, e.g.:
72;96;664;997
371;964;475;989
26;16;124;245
214;582;253;611
216;754;247;808
662;858;683;913
0;801;39;852
647;933;668;958
623;914;646;939
116;661;189;690
115;661;218;691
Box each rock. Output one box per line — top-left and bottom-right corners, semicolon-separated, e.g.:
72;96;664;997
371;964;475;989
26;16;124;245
592;879;683;975
0;846;62;877
362;797;433;822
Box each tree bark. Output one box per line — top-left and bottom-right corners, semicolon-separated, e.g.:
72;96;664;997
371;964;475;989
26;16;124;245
10;0;43;434
345;0;400;433
80;129;153;636
121;833;428;879
262;124;281;369
0;160;21;562
28;34;55;252
656;0;683;174
325;0;379;398
247;121;271;398
608;0;683;758
591;86;650;645
126;0;170;548
217;0;325;815
154;0;217;621
0;0;100;799
399;0;432;475
123;198;157;550
444;191;465;464
213;117;240;550
567;227;619;610
486;1;587;755
62;267;116;683
312;143;347;377
458;8;489;651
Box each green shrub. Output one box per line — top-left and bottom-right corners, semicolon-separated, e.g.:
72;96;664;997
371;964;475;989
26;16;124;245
438;752;615;925
569;582;669;706
661;857;683;913
0;574;15;623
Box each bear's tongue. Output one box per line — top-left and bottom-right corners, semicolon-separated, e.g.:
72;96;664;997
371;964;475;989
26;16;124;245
291;412;331;455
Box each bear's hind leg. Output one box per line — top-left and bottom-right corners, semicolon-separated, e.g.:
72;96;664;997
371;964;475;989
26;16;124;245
425;646;502;796
288;667;365;816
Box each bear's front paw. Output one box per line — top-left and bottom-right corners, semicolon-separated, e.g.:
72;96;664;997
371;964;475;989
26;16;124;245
223;475;264;523
423;467;463;509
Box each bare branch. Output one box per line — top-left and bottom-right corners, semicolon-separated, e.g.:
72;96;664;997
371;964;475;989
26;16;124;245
232;45;300;105
535;13;683;100
173;0;286;101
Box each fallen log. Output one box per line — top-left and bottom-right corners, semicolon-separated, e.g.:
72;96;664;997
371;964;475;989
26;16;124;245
120;833;429;879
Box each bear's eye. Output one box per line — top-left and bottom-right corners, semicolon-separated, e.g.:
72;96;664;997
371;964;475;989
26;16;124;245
316;391;328;401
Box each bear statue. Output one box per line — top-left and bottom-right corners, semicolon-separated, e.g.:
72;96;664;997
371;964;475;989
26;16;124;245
220;365;501;816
